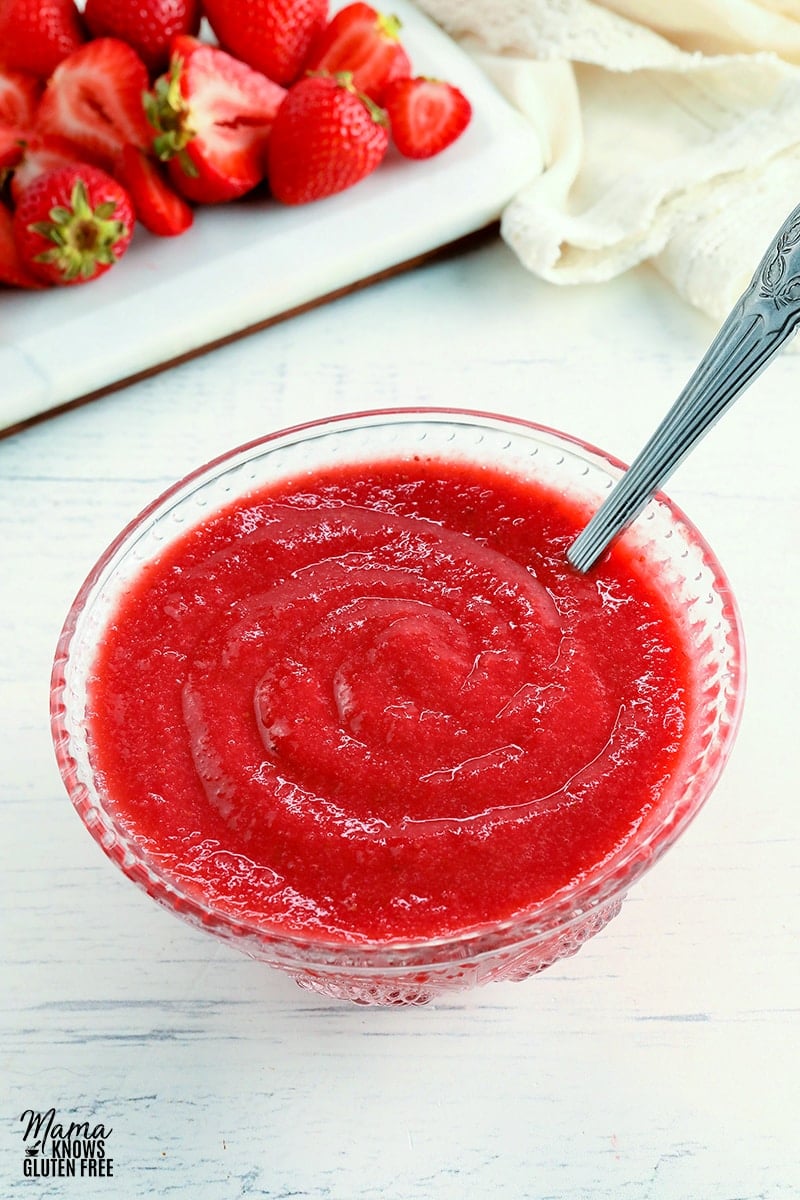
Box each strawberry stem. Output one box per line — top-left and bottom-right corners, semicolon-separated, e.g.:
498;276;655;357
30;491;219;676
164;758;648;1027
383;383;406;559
377;12;402;41
330;72;389;127
145;58;198;175
360;90;389;128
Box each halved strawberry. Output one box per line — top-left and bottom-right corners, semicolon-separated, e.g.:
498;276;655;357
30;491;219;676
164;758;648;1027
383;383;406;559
36;39;153;173
304;3;411;103
13;162;134;285
0;201;45;287
382;76;471;160
117;143;193;236
9;131;87;204
0;0;85;80
147;38;286;204
0;68;42;129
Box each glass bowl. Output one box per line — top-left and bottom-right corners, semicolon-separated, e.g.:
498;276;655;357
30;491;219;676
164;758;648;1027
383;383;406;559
50;409;745;1005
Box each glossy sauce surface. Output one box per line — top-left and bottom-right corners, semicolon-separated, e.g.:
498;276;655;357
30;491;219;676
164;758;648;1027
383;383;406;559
88;458;690;941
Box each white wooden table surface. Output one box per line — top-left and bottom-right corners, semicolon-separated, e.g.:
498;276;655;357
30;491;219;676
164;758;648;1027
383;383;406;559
3;234;799;1199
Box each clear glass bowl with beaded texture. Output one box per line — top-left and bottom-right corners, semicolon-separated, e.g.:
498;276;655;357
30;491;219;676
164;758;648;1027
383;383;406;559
50;409;745;1005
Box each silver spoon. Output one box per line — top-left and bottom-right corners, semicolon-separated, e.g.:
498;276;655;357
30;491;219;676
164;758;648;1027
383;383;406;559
567;202;800;573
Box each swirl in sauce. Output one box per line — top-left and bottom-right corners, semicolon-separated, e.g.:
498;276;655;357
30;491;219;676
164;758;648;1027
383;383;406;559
89;459;689;940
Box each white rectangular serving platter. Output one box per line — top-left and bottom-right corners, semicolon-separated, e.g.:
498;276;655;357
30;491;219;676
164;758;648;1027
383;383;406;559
0;1;539;431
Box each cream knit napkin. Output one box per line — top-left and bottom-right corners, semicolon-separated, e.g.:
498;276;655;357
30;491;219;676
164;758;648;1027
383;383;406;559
416;0;800;322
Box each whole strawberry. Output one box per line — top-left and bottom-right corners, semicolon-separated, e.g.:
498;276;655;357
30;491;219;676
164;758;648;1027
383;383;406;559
268;72;388;204
202;0;328;86
0;0;85;79
13;163;134;284
83;0;201;75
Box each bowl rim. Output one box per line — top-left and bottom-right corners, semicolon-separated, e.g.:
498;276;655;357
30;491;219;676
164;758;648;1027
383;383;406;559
50;406;747;966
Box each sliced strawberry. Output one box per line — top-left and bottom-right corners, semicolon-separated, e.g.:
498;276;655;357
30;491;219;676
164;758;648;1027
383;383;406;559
202;0;327;88
147;39;286;204
0;68;42;128
13;162;134;285
0;201;45;287
0;0;85;80
9;131;88;204
382;76;471;160
304;3;411;103
36;39;152;173
117;143;193;236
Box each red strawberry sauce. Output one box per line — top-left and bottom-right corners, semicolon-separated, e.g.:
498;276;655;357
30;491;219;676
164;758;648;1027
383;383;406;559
87;457;691;942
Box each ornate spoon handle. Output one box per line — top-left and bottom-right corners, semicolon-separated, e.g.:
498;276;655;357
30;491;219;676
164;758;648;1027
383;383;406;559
567;202;800;573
